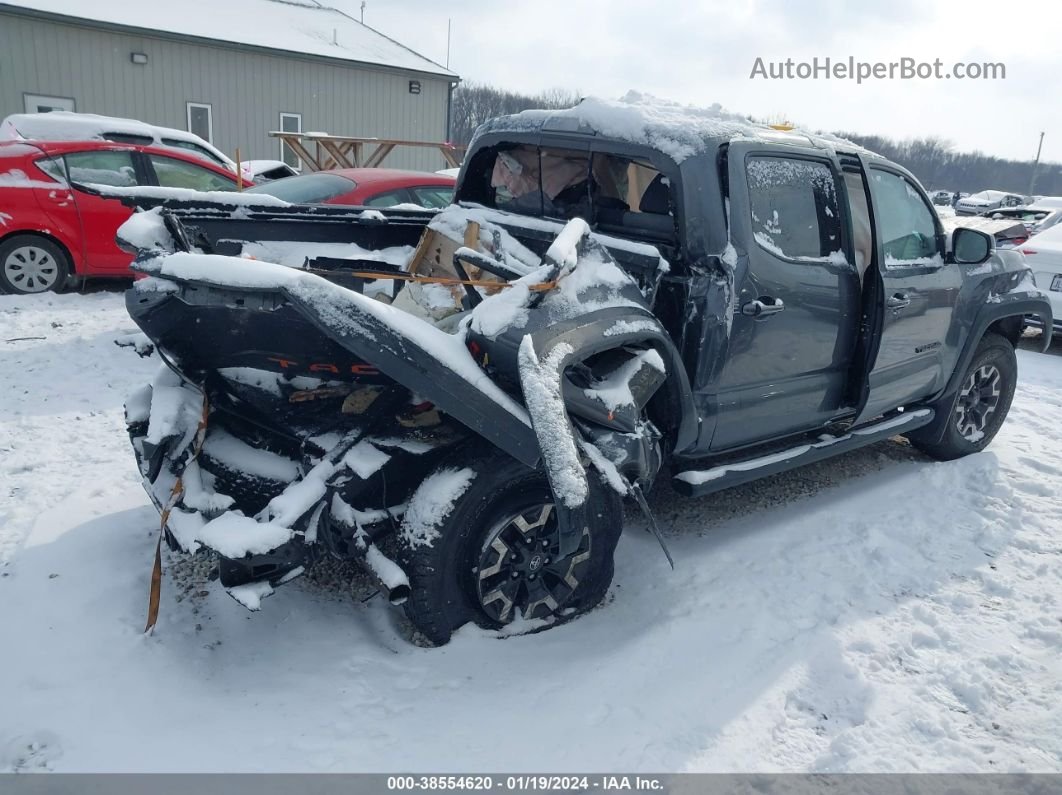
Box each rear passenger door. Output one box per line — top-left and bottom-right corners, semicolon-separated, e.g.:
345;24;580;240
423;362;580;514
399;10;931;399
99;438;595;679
712;143;862;450
853;161;962;423
65;148;143;272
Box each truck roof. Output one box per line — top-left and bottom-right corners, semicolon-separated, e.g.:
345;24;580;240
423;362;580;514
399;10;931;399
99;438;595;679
473;91;877;164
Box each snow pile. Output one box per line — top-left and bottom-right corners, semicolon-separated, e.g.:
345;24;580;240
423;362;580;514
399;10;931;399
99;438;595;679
342;441;391;480
240;240;414;270
2;289;1062;772
400;467;476;549
428;204;542;273
544;217;590;270
467;265;552;339
196;512;295;559
476;91;873;163
117;208;174;252
517;338;587;508
583;348;665;411
95;184;291;206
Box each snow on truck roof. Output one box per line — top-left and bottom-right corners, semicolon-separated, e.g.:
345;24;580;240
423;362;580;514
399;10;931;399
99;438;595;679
1;0;456;78
475;91;876;163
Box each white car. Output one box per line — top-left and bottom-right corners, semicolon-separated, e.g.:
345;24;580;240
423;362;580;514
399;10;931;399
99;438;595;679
0;111;268;182
1020;222;1062;337
985;203;1062;237
955;189;1025;216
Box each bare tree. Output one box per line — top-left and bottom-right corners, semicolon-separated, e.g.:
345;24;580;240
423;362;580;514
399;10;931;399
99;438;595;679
450;83;580;145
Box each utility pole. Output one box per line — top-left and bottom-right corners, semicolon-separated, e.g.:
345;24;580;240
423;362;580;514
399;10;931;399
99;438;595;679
360;1;365;23
446;18;451;69
1028;131;1045;197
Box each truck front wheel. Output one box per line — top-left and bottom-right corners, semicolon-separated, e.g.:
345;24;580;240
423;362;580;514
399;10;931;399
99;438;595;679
908;332;1017;461
399;451;623;646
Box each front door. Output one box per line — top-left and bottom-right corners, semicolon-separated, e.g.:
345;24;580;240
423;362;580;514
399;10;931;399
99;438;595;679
710;143;862;450
853;161;962;423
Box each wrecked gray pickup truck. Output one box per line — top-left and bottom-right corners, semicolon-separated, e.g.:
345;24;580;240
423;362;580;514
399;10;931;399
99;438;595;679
119;98;1053;644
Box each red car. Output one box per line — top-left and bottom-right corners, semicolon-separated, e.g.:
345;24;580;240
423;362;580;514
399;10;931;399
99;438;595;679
0;139;246;294
243;167;455;209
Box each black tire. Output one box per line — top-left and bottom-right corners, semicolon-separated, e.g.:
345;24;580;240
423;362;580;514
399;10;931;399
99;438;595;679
908;332;1017;461
400;450;623;646
0;234;72;295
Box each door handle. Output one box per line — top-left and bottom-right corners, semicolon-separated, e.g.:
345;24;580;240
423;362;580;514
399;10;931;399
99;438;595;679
887;293;911;309
741;297;785;318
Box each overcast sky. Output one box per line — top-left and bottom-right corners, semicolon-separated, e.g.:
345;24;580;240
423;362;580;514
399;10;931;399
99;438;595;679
347;0;1059;163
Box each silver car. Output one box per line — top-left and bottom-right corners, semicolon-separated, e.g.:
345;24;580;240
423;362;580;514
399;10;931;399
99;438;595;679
955;189;1025;216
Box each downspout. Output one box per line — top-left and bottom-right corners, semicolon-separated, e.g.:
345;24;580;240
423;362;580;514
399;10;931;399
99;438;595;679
446;79;456;143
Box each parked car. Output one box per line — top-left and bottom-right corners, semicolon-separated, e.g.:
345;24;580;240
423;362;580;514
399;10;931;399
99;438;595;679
1019;223;1062;337
940;214;1030;250
985;203;1062;237
0;139;245;294
242;159;299;182
955;189;1025;215
1;111;255;181
244;168;455;208
115;100;1051;645
931;189;953;205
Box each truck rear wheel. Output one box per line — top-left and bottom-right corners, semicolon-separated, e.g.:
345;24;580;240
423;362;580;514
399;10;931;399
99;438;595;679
399;451;623;646
908;332;1017;461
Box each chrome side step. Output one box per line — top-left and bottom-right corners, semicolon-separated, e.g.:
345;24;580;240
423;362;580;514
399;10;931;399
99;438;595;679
672;408;934;498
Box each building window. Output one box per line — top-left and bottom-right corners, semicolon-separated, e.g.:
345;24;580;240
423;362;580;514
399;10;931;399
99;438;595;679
186;102;213;144
279;112;303;171
24;93;75;113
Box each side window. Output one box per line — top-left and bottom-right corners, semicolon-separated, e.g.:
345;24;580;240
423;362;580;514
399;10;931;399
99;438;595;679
363;190;410;208
869;170;939;265
35;156;68;184
746;156;842;261
843;170;873;276
64;150;137;187
148;154;235;192
410;186;453;209
161;138;226;167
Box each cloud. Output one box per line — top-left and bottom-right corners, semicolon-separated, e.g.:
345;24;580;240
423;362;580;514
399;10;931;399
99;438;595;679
356;0;1061;163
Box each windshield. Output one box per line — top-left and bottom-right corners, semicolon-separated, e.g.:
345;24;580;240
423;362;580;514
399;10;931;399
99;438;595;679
245;172;355;203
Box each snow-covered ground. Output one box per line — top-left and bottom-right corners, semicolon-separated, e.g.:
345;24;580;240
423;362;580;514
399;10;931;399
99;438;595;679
0;288;1060;773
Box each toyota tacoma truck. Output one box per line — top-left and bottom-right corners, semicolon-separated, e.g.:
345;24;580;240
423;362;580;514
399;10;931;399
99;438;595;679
115;97;1053;645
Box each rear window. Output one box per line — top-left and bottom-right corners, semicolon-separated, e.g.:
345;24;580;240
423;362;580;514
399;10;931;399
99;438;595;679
160;138;227;166
459;143;675;240
246;172;356;204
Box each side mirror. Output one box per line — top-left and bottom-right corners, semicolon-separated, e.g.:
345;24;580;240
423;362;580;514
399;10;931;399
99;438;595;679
952;227;992;265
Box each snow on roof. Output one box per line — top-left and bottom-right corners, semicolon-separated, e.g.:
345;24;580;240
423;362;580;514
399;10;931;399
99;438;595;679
475;91;875;163
2;0;456;78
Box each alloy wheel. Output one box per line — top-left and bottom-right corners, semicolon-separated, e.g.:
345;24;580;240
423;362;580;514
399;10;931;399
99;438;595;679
955;364;1002;441
475;503;591;623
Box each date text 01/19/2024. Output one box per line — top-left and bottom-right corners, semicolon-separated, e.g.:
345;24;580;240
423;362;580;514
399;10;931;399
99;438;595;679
385;776;665;791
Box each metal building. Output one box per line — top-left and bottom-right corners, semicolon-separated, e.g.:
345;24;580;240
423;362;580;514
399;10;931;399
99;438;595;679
0;0;459;171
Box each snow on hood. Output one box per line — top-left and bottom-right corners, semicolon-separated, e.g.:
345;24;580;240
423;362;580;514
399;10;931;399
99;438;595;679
475;91;874;163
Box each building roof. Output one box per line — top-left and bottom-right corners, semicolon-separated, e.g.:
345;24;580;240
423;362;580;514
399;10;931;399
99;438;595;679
0;0;457;79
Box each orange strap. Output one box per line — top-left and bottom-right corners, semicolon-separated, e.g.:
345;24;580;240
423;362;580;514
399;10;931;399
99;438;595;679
144;394;209;634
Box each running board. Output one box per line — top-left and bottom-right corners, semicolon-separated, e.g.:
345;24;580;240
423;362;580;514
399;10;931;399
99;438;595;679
672;408;934;497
